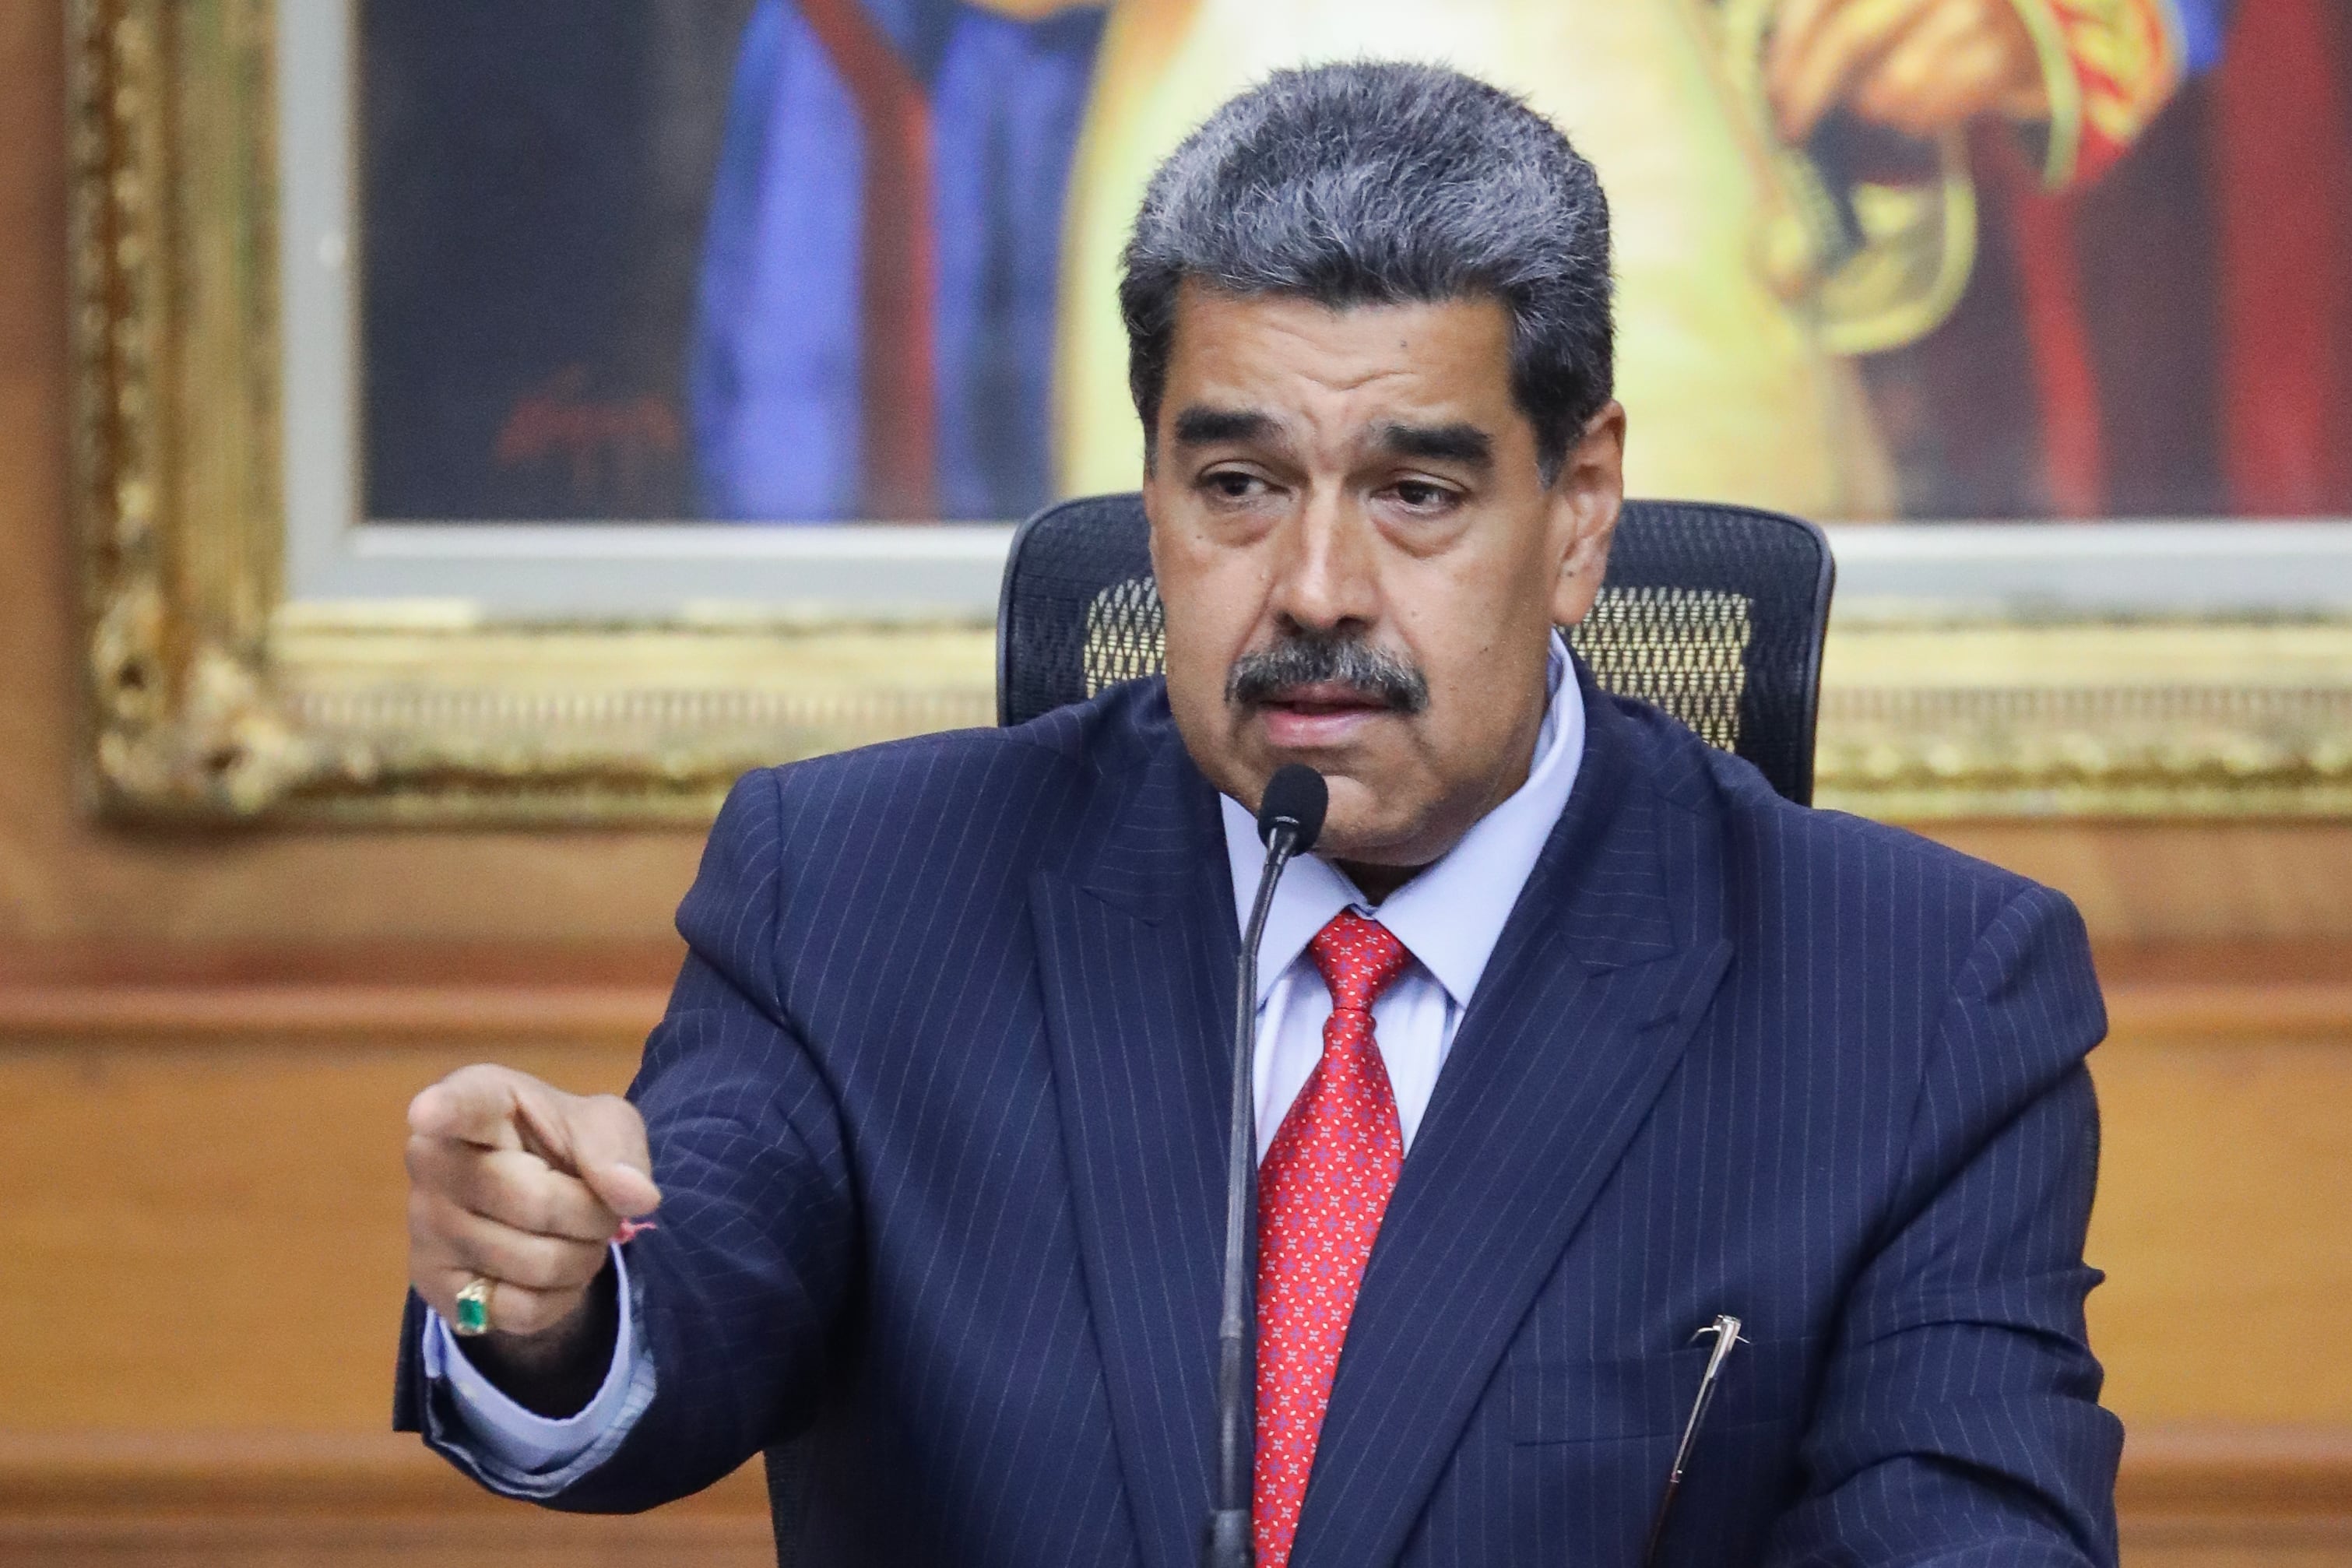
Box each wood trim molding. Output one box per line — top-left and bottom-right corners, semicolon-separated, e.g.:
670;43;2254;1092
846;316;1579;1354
0;942;678;1044
0;1431;764;1521
0;981;669;1045
2099;940;2352;1045
2105;982;2352;1044
2;942;2343;1048
2119;1424;2352;1519
0;1422;2343;1527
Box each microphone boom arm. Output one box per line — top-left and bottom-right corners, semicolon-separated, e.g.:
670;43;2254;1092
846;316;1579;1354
1205;763;1324;1568
1204;823;1297;1568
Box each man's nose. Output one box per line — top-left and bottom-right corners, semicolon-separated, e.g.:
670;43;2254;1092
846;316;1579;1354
1266;489;1380;635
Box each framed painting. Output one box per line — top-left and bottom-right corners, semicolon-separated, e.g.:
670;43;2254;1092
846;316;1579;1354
69;0;2352;823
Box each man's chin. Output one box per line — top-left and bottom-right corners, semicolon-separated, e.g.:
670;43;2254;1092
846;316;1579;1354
1301;777;1429;859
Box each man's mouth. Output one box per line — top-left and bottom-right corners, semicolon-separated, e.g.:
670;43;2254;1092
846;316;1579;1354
1252;682;1396;745
1260;682;1393;716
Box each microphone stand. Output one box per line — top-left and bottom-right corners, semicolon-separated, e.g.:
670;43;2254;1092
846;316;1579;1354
1204;820;1302;1568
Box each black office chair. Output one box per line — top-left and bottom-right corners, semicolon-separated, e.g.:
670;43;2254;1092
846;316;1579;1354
996;494;1835;805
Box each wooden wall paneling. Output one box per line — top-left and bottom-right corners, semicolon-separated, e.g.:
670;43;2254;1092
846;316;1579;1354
0;949;2346;1567
2088;949;2352;1425
0;1433;771;1568
0;1032;656;1427
9;946;2344;1433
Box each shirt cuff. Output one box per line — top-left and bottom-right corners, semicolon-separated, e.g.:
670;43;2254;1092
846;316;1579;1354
421;1244;638;1476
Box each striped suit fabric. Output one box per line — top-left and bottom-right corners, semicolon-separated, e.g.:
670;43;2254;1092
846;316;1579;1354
396;659;2122;1566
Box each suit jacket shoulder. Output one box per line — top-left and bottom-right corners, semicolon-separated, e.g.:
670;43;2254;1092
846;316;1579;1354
677;678;1201;1047
1621;687;2107;1174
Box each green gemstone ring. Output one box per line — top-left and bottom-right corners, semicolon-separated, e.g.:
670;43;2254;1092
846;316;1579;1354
453;1276;494;1337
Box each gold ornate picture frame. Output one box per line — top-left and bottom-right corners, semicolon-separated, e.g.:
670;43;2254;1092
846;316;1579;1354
69;0;2352;825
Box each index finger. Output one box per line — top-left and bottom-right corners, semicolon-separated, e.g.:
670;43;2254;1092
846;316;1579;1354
515;1092;662;1219
406;1063;536;1150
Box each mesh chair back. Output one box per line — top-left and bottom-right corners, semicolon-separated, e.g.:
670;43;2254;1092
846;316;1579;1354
996;494;1834;804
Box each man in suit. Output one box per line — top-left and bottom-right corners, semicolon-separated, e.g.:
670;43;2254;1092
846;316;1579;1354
398;62;2121;1566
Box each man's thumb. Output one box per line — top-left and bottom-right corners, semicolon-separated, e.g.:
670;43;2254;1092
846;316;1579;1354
584;1157;662;1220
564;1094;662;1218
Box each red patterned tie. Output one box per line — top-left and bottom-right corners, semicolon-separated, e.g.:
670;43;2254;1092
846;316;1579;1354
1254;909;1413;1566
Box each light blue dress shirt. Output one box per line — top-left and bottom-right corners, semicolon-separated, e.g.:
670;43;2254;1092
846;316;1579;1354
427;633;1585;1473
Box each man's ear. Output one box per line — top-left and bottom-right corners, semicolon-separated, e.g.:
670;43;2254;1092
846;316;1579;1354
1549;402;1626;628
1140;438;1169;582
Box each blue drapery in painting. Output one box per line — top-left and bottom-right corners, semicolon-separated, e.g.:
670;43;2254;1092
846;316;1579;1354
691;0;1106;522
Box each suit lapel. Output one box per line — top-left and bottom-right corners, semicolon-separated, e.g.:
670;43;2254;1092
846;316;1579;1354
1291;684;1735;1568
1032;727;1238;1568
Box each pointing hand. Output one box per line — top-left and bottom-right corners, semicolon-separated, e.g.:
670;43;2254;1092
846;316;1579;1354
405;1063;660;1352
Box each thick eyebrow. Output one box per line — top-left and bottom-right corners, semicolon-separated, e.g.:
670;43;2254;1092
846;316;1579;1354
1171;405;1278;448
1373;420;1493;472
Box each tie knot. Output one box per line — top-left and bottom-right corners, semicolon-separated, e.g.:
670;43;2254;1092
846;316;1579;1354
1307;910;1412;1015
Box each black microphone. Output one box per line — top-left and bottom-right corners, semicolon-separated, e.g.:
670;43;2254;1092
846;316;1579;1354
1205;764;1327;1568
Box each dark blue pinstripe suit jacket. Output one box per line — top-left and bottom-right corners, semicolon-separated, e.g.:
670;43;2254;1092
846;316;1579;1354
397;661;2122;1566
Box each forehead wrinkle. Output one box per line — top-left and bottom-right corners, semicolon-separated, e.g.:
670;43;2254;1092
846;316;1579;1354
1228;302;1427;396
1296;358;1421;396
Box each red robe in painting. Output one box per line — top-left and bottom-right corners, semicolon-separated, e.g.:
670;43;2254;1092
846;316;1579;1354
1878;0;2352;519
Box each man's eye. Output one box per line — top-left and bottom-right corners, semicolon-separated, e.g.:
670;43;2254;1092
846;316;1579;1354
1203;471;1264;500
1391;480;1456;509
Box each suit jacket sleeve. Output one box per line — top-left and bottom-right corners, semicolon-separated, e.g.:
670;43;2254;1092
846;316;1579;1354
1762;883;2124;1566
396;767;861;1511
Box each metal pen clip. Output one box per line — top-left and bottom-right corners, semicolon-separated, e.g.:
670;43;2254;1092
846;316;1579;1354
1641;1313;1746;1568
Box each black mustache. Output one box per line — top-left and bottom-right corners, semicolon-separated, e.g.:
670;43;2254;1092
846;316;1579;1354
1225;632;1430;714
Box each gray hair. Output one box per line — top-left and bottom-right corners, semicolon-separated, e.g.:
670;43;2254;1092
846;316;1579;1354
1120;60;1614;483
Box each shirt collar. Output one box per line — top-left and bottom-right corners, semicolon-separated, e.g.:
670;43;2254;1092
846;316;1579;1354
1221;632;1586;1009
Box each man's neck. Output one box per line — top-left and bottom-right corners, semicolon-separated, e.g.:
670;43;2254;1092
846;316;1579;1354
1334;857;1423;905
